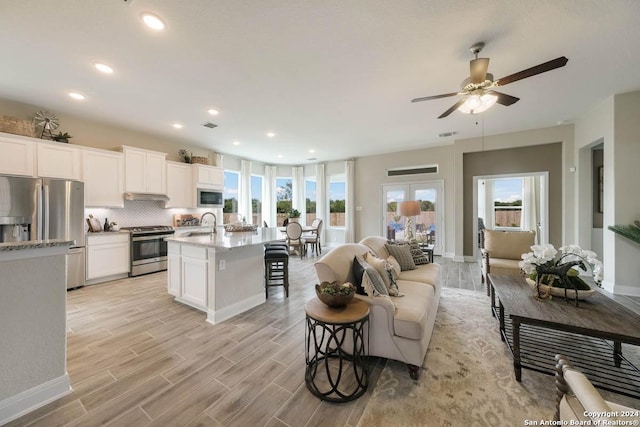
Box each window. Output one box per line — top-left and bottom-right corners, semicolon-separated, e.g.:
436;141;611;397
251;175;263;225
492;178;523;229
329;176;345;227
305;178;316;224
276;177;292;226
223;170;239;224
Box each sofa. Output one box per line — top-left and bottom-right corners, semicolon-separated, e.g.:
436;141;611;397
480;229;536;295
555;355;639;423
314;236;441;379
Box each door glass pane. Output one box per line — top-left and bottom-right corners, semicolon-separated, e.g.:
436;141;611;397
385;190;405;240
414;189;436;245
492;178;523;229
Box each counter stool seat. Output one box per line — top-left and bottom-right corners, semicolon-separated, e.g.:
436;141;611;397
264;249;289;298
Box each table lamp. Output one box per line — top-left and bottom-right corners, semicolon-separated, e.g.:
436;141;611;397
398;201;420;240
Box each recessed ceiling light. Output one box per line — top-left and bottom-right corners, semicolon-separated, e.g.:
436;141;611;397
277;154;283;158
172;123;183;129
267;132;276;138
141;12;166;30
309;149;316;153
232;141;240;146
94;63;114;74
208;109;219;116
68;92;85;100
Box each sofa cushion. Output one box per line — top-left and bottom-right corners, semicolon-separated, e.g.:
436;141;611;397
364;253;401;296
393;280;435;340
385;243;416;271
398;263;440;287
483;229;535;260
355;255;389;297
486;258;522;277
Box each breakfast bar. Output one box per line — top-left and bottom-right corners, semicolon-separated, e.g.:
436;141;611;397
165;227;282;324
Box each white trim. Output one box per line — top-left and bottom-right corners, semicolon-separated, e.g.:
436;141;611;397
206;293;265;325
463;255;478;263
611;285;640;297
453;255;465;262
0;374;71;425
443;252;456;259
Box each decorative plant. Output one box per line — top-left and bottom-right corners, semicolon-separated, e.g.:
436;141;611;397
178;149;191;163
316;281;355;296
51;131;72;143
288;208;301;218
519;244;603;288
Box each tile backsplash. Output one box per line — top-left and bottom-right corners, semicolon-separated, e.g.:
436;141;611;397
84;200;217;229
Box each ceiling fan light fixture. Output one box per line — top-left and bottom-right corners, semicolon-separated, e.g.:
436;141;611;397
458;93;498;114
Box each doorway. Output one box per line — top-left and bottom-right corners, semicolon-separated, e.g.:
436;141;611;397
381;180;444;256
473;172;548;259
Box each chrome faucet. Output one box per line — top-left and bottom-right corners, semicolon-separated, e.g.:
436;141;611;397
200;212;217;234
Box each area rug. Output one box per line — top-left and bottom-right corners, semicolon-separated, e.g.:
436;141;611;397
357;287;640;427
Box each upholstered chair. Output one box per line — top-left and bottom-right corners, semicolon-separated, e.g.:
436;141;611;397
480;229;536;295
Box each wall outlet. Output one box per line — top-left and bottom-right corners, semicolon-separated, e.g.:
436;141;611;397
219;259;226;271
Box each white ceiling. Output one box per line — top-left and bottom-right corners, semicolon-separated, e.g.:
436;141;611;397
1;1;639;164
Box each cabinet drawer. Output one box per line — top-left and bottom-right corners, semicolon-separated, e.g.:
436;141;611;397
87;232;130;246
182;245;208;260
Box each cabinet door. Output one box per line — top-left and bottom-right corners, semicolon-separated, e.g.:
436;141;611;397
124;148;146;192
166;162;193;208
0;136;34;177
83;150;124;207
168;253;182;296
146;152;167;194
195;165;223;187
37;143;82;180
181;256;207;308
86;241;130;279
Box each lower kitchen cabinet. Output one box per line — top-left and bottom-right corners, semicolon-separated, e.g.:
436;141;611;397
178;245;208;310
167;242;181;296
86;232;130;283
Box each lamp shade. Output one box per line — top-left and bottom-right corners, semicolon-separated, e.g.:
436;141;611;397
398;200;420;216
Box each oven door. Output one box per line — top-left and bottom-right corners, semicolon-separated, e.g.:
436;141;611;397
131;235;167;264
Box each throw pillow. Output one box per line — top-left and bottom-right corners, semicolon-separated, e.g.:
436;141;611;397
364;253;402;296
385;243;416;271
355;255;388;297
387;255;401;277
351;255;367;295
408;240;429;265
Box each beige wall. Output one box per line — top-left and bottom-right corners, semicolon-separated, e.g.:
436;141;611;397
0;98;217;163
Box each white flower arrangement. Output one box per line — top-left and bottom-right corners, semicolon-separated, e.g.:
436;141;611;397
519;244;603;286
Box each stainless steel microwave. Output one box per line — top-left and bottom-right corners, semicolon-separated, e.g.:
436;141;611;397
197;188;223;208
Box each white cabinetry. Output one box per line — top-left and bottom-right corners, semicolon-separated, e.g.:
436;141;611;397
178;245;208;309
86;233;130;282
0;133;35;177
167;242;181;297
37;142;82;181
121;146;167;194
193;164;223;188
166;161;194;208
82;149;124;207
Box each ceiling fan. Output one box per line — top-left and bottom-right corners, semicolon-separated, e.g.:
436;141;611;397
411;42;568;118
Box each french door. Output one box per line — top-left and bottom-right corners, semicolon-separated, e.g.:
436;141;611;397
381;181;444;256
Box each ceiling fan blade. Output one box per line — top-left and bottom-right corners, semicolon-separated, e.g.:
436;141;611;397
438;99;466;119
491;91;520;106
411;92;459;103
470;58;490;84
496;56;568;86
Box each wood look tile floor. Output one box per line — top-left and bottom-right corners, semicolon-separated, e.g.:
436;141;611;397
8;251;639;427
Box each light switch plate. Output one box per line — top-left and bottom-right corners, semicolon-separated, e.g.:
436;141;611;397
219;259;226;270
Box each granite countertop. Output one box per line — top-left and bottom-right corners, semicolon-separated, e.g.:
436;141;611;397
166;227;283;250
0;239;75;252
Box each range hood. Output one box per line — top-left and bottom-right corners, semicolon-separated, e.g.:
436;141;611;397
124;192;170;202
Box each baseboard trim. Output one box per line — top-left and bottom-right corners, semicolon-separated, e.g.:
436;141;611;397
443;252;455;259
612;285;640;297
453;255;465;262
0;374;71;425
207;293;265;325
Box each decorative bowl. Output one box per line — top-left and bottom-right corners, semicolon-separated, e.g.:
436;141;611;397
525;278;596;300
315;282;355;307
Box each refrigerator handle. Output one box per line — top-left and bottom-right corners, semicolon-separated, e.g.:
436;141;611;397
36;183;43;240
43;184;50;240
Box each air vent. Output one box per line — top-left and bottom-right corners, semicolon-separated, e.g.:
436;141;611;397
203;122;218;129
438;131;457;138
307;157;317;161
386;164;438;177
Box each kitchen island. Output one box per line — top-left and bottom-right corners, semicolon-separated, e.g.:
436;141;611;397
0;240;74;425
165;227;283;324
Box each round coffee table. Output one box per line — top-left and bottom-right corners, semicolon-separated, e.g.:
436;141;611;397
304;297;370;402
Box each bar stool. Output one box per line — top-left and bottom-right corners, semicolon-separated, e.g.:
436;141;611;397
264;248;289;298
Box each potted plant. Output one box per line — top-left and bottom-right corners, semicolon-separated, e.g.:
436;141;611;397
51;131;72;143
288;208;301;223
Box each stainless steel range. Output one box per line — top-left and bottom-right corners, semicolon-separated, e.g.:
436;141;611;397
121;225;175;277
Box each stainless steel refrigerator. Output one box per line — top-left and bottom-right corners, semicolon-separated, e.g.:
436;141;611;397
0;175;85;289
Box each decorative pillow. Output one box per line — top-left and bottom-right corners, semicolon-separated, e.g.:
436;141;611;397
364;253;402;296
355;255;388;297
385;243;416;271
387;255;401;277
352;255;367;295
408;240;429;265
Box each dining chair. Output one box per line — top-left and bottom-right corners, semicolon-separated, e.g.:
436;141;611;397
304;218;323;255
285;222;305;259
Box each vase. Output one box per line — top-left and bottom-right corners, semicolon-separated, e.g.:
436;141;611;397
315;284;354;307
526;278;595;300
289;217;300;223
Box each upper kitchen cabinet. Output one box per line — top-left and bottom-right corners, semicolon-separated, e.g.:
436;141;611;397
166;161;194;208
82;149;124;207
37;141;82;181
0;132;35;177
193;164;223;188
121;146;167;194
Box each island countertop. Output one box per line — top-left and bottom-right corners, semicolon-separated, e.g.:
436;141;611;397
165;227;283;250
0;239;75;252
